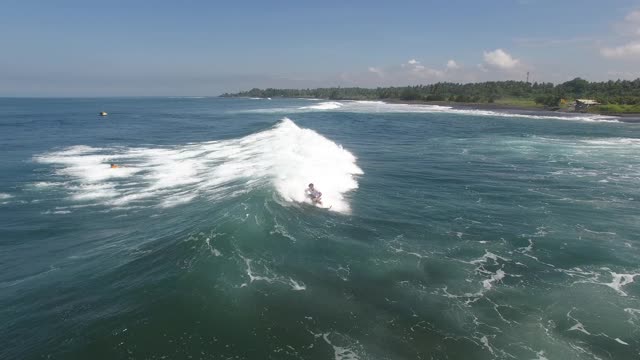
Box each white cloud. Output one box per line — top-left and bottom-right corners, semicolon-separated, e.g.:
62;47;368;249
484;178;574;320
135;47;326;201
625;10;640;23
358;50;537;85
601;42;640;58
418;68;444;78
406;61;443;78
362;58;446;85
607;70;640;78
602;9;640;58
368;66;384;76
618;10;640;36
483;49;520;69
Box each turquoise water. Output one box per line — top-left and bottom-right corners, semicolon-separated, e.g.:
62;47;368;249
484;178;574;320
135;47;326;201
1;98;639;360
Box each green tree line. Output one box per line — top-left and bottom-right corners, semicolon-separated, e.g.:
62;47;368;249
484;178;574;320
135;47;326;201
221;78;640;107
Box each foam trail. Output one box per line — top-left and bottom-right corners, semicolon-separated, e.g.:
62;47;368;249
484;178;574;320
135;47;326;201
34;118;362;213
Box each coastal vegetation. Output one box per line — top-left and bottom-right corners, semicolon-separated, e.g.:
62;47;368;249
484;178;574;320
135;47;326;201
221;78;640;113
592;103;640;114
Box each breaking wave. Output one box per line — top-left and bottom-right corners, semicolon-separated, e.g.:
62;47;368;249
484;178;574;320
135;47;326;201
33;118;362;213
298;101;344;110
247;100;619;122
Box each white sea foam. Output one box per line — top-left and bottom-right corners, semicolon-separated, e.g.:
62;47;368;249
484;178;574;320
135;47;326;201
624;308;640;327
604;272;640;296
344;101;620;122
582;138;640;146
482;269;506;290
469;251;510;265
0;193;12;200
239;255;306;291
479;335;495;355
571;269;640;297
441;250;513;302
34;118;361;213
566;310;593;341
33;182;62;188
568;321;591;335
248;100;619;122
322;333;360;360
299;101;344;110
534;350;549;360
625;308;640;316
614;338;629;345
42;210;72;215
289;278;306;291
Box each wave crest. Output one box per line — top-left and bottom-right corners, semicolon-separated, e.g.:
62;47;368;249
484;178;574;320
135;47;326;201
34;118;362;213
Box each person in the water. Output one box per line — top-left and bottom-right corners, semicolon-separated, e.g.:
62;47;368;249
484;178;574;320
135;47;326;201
306;183;323;205
110;163;120;168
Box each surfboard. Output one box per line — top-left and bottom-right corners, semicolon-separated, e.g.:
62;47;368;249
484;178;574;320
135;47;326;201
304;198;332;210
314;201;332;210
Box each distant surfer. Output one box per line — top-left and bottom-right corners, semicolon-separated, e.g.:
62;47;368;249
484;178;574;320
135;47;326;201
306;183;323;205
110;163;120;169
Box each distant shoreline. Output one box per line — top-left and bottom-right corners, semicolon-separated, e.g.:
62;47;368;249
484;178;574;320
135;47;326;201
220;78;640;117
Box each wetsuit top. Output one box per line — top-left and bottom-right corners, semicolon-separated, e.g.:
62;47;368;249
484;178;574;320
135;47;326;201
307;189;321;199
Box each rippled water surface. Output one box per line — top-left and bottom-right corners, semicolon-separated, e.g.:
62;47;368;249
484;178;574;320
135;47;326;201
1;98;639;359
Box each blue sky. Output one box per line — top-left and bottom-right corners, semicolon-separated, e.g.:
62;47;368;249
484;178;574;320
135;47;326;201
1;0;639;96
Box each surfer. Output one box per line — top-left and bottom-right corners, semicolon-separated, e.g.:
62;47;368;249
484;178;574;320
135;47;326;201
110;163;120;169
306;183;323;205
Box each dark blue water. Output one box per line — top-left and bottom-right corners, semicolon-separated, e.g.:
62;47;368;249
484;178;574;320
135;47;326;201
1;98;639;360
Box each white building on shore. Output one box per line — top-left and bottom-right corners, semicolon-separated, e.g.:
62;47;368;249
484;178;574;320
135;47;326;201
574;99;600;112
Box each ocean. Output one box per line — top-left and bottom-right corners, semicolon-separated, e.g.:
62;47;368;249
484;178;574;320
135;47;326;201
1;97;639;360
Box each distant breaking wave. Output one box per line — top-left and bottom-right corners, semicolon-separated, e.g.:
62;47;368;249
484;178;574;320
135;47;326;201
244;100;619;122
298;101;343;110
33;118;362;213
